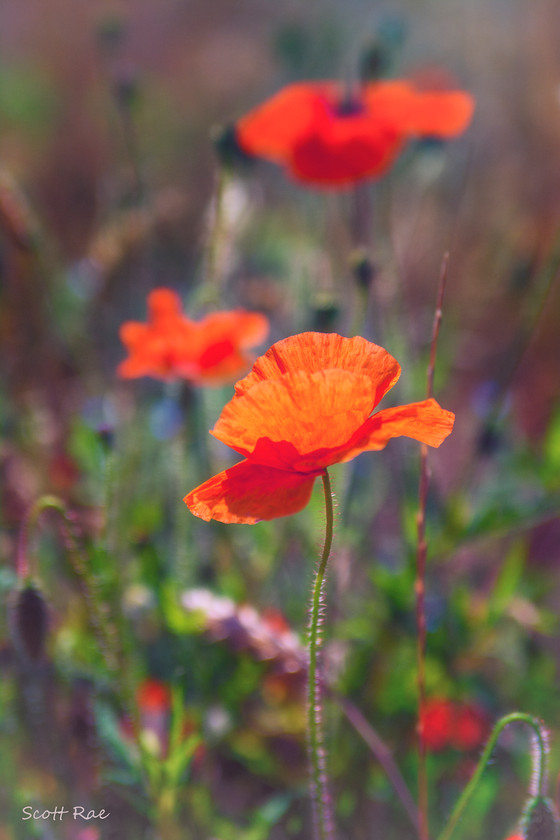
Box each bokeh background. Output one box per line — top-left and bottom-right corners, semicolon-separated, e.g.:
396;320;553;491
1;1;560;838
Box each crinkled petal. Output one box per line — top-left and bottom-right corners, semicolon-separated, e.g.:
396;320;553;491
212;368;389;464
364;81;474;138
117;356;158;379
184;459;318;524
147;288;185;321
289;121;403;186
406;91;475;137
119;321;150;349
236;82;332;162
337;398;455;462
197;310;269;350
235;332;400;401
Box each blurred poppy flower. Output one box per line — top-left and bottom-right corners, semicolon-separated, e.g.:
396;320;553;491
118;288;269;384
235;79;474;187
421;698;488;752
137;678;172;714
185;332;454;524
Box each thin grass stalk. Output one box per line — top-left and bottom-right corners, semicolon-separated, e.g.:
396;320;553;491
199;165;228;307
416;253;449;840
331;689;419;832
307;469;336;840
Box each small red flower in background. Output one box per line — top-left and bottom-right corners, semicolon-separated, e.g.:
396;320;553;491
421;698;489;752
137;677;172;714
118;288;269;384
185;332;454;524
127;678;204;764
235;79;474;187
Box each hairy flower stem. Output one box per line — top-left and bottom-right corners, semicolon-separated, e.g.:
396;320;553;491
416;254;448;840
437;713;549;840
307;469;336;840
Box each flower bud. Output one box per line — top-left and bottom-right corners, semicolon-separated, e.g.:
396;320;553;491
350;249;377;290
522;797;559;840
11;585;49;662
212;125;255;171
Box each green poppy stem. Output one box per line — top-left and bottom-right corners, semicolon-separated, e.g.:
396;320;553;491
307;469;336;840
436;712;549;840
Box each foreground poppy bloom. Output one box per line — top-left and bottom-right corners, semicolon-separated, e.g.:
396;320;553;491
235;79;474;187
118;288;269;384
185;332;454;523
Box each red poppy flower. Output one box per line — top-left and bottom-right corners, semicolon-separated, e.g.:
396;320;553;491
420;698;488;752
420;698;455;752
184;332;454;524
235;79;474;187
137;678;172;714
117;288;269;384
452;703;489;751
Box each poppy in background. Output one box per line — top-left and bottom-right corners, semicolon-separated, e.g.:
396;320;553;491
421;698;489;752
118;288;269;384
185;332;454;523
137;678;172;714
235;79;474;187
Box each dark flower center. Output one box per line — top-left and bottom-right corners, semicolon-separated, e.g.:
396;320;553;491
334;95;365;117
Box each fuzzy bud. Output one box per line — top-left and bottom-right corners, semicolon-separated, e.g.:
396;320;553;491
212;125;256;171
350;249;376;289
11;585;49;662
522;797;559;840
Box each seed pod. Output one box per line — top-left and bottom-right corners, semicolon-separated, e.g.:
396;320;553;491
212;124;256;171
350;249;377;289
11;585;49;662
522;797;559;840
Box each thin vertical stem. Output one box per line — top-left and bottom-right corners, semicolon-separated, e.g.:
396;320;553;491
197;165;229;309
415;446;429;840
416;253;449;840
307;469;336;840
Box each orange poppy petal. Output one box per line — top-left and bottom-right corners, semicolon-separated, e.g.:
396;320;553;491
147;288;184;320
236;82;331;162
117;355;159;379
235;332;400;402
406;90;475;137
197;310;269;350
338;398;454;461
212;368;388;464
119;321;149;349
364;81;474;138
192;347;253;385
184;460;317;524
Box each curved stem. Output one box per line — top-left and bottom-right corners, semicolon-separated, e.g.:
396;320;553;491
437;712;549;840
16;494;124;682
307;469;336;840
16;494;68;581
